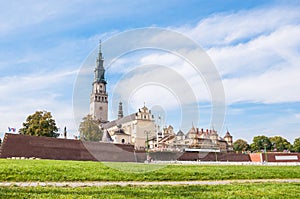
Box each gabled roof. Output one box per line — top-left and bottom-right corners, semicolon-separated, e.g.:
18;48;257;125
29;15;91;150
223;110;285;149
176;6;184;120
186;126;197;136
176;130;184;136
102;113;137;129
224;131;232;137
159;134;175;143
113;129;129;136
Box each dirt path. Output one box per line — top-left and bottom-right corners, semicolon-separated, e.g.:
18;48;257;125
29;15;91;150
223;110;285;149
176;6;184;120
0;179;299;187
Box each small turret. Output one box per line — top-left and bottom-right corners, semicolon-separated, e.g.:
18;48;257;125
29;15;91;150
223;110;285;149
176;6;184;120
224;130;233;146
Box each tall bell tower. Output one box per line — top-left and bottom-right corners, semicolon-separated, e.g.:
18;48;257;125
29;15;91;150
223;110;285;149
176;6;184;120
90;41;108;124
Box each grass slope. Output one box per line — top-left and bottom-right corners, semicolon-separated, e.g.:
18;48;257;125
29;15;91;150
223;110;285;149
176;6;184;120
0;159;299;182
0;183;299;198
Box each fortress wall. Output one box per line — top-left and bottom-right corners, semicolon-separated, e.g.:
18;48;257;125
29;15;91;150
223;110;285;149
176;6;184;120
0;134;145;162
0;133;95;161
249;153;262;162
178;152;251;162
263;153;300;162
1;134;298;163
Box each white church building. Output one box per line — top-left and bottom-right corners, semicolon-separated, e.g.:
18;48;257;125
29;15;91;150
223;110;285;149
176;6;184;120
89;43;233;152
89;43;156;149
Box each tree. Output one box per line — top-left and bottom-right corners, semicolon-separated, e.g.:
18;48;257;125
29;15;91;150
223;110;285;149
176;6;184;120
293;137;300;152
79;114;103;141
250;135;271;152
269;136;291;152
233;139;249;153
19;111;59;137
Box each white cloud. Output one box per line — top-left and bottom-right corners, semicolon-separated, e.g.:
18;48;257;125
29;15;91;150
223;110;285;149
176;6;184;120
2;3;300;140
105;5;300;106
99;5;300;137
107;51;211;107
209;25;300;104
174;6;300;105
111;64;202;108
0;69;78;95
181;6;300;47
0;69;78;138
223;63;300;104
208;25;300;76
0;1;65;35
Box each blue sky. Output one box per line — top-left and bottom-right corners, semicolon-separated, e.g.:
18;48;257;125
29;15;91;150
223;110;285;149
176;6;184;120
1;0;300;143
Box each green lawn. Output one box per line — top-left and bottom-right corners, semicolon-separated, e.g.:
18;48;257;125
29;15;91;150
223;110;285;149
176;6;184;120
0;183;299;198
0;159;299;182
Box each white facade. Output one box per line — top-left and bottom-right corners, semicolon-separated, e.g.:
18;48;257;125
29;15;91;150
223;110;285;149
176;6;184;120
103;105;156;149
90;82;108;123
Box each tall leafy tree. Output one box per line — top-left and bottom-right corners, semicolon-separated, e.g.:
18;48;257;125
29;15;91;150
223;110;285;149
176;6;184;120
269;136;291;152
250;135;271;152
293;137;300;152
19;111;59;137
79;114;103;141
233;139;249;152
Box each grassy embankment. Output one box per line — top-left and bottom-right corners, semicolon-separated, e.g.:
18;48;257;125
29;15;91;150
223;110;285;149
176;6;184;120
0;159;299;182
0;159;299;198
0;183;299;198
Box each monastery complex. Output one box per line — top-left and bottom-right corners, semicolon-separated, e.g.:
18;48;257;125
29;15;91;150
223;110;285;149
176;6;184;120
90;44;233;153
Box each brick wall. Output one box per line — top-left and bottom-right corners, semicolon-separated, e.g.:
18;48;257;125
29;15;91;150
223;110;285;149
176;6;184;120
0;133;146;162
178;152;251;162
263;153;300;162
249;153;262;162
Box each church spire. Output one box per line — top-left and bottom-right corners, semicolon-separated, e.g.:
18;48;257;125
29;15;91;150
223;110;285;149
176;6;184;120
118;101;123;119
94;40;106;84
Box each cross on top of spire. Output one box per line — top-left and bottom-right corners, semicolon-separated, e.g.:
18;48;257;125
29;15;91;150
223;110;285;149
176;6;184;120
97;40;103;60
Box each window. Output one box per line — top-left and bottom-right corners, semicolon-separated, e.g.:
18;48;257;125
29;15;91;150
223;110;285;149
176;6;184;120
122;139;125;144
100;107;103;110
